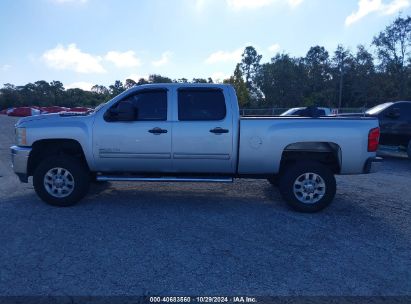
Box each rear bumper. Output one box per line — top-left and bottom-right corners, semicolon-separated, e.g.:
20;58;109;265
10;145;32;183
363;157;383;174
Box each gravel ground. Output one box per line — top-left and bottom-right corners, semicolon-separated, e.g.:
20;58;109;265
0;115;410;296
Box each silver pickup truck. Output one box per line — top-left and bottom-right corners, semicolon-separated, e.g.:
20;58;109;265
10;83;381;212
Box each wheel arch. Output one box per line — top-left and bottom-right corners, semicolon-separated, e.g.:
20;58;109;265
28;139;90;176
279;141;342;174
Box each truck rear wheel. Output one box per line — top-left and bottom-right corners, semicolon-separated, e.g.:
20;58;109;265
267;176;278;186
33;155;90;207
279;161;336;213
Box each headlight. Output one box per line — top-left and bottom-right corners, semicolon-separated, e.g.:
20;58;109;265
15;128;27;146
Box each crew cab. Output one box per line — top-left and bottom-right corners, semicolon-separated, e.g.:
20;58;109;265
11;84;381;212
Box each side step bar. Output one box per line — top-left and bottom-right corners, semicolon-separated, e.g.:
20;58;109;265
96;175;233;183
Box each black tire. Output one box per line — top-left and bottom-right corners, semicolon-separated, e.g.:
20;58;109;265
407;141;411;159
33;155;90;207
279;161;336;213
267;176;278;186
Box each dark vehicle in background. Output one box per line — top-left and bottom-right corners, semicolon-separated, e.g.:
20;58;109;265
280;107;332;116
365;101;411;158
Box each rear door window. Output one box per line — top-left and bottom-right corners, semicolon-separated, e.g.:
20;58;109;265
398;103;411;118
178;89;226;121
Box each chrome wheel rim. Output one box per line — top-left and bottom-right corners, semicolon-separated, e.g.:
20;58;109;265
44;167;75;198
293;172;326;204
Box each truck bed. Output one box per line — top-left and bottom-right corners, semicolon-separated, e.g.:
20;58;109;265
238;116;379;175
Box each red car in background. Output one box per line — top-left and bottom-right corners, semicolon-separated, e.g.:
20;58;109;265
7;107;41;117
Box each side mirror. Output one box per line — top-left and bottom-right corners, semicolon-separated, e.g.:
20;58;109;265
385;109;400;119
105;101;137;122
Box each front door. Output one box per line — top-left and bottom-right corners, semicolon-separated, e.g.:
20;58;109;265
92;89;172;172
380;103;411;146
172;88;234;174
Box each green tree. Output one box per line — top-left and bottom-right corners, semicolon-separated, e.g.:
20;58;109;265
50;81;65;106
149;74;173;83
256;54;306;107
240;46;263;105
373;15;411;99
109;80;125;96
304;46;333;106
224;64;250;108
0;83;21;108
332;45;353;108
91;85;109;95
351;45;377;107
137;78;149;85
124;79;137;89
192;78;208;83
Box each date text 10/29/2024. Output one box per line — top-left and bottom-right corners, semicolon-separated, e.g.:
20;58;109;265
149;297;257;303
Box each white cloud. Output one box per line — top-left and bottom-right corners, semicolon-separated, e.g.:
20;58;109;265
195;0;207;11
288;0;303;8
152;51;172;67
205;48;243;64
42;43;106;74
66;81;94;91
383;0;409;14
1;64;11;72
345;0;409;26
268;43;281;53
345;0;384;25
105;50;141;68
226;0;303;9
227;0;273;9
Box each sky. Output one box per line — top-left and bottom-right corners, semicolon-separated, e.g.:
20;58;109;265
1;0;410;90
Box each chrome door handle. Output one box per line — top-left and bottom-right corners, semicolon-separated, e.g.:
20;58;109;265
148;127;168;135
210;127;229;134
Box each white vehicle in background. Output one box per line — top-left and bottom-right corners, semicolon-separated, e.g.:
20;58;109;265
281;107;332;116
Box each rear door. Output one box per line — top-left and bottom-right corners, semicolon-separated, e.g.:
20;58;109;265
395;103;411;146
379;103;411;146
172;88;234;173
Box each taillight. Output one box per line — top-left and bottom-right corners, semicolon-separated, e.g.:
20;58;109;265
368;127;380;152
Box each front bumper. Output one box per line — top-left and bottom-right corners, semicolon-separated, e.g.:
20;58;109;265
363;156;383;174
10;145;32;183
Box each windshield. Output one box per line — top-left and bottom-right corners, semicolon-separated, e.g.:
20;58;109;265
93;102;107;113
366;102;393;115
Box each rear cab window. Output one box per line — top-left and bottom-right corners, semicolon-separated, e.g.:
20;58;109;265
178;88;226;121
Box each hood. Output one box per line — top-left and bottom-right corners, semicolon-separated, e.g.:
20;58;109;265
16;112;93;127
16;113;60;126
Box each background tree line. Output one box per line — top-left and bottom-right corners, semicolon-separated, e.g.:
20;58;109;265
1;15;410;110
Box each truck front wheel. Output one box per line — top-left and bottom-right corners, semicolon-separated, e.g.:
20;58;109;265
279;161;336;213
33;155;90;207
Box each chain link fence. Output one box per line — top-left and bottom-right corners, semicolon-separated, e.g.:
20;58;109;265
239;107;366;116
